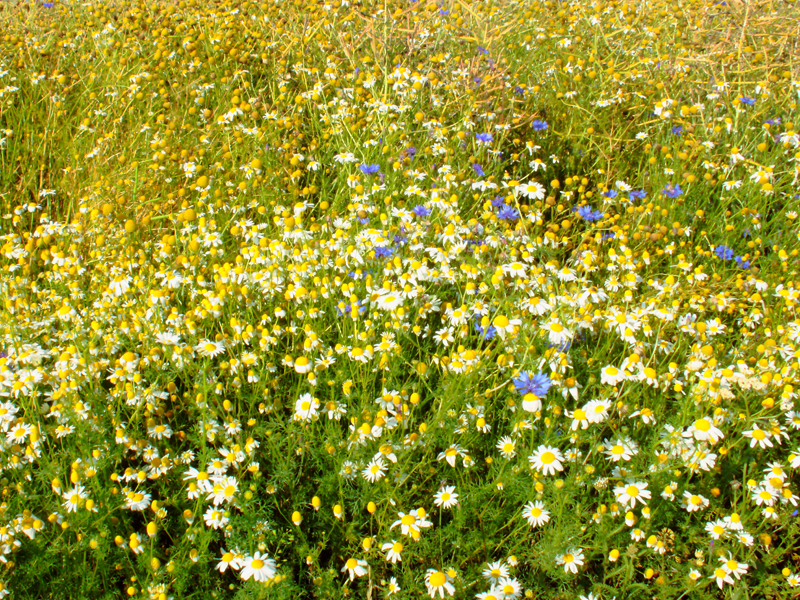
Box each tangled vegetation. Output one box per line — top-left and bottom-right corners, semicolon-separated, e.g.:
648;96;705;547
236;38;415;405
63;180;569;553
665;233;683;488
1;0;800;598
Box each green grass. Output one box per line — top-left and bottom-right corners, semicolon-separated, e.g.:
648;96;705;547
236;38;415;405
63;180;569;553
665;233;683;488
1;0;800;598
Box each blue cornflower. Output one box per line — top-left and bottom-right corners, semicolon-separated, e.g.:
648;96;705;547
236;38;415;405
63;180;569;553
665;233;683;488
552;340;572;353
473;318;497;341
477;46;489;55
412;204;431;218
738;96;756;106
475;133;493;143
513;371;552;397
662;183;684;198
577;205;604;222
531;120;548;131
490;195;505;208
359;164;380;175
628;190;647;202
714;245;734;260
374;246;394;258
735;255;751;269
603;189;618;199
471;163;485;177
764;117;781;126
337;300;367;316
497;204;519;221
514;86;525;97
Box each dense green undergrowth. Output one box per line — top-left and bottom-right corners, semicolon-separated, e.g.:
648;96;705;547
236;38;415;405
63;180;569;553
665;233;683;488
1;0;800;598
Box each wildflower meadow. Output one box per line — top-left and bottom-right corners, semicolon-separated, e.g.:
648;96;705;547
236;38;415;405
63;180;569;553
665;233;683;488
2;0;800;598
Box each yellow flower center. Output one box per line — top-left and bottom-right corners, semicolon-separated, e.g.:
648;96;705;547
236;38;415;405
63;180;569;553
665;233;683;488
429;572;446;587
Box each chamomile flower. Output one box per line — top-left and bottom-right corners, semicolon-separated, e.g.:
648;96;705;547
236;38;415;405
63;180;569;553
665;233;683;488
521;501;550;527
391;510;432;537
555;548;584;574
684;417;724;443
496;436;516;458
434;486;459;509
62;485;88;513
541;318;572;346
528;445;565;476
515;181;546;200
492;314;522;339
584;399;612;423
294;393;320;421
217;549;243;573
719;555;748;579
240;552;277;582
603;438;637;462
683;491;710;512
600;365;626;386
482;561;509;585
496;577;522;599
386;576;401;595
425;569;455;598
363;457;387;483
196;339;225;358
742;425;773;449
614;480;651;508
710;567;734;590
382;540;404;563
342;557;368;581
705;519;728;540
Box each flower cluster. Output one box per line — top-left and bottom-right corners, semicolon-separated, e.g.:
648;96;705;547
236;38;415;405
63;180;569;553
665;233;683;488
0;0;799;599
